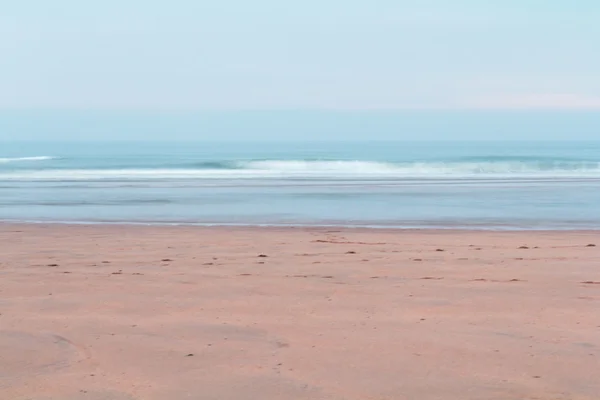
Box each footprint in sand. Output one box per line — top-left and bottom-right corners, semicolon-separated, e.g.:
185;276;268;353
0;330;87;379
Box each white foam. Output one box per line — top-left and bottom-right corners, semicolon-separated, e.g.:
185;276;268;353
239;160;400;174
1;160;600;180
0;156;56;163
240;160;600;177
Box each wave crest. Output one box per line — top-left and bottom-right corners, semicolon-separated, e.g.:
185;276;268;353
1;159;600;180
240;160;600;175
0;156;56;163
239;160;399;173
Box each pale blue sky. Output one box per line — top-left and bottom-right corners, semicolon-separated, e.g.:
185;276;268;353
2;0;600;110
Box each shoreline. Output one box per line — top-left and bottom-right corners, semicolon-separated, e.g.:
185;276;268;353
2;219;600;233
2;224;599;399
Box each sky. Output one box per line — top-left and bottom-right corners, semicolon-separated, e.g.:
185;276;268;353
1;1;600;141
2;0;600;110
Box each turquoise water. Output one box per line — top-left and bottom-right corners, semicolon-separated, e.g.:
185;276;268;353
1;141;600;229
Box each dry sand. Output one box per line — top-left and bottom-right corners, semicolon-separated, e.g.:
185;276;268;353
1;224;599;400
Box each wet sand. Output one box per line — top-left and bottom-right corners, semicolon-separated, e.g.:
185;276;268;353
1;224;599;400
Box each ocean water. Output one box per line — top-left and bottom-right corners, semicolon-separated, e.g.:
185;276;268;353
1;141;600;229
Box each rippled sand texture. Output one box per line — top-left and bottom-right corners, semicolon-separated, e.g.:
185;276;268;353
1;224;599;400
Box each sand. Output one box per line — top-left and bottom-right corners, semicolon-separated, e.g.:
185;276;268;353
1;224;599;400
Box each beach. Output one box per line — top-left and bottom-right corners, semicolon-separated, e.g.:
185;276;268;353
1;224;599;400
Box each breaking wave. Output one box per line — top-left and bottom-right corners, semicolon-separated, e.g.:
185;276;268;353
1;159;600;180
0;156;56;163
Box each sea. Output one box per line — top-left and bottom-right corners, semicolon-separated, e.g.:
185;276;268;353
1;141;600;230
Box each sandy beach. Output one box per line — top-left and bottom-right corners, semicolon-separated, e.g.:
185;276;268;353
1;224;599;400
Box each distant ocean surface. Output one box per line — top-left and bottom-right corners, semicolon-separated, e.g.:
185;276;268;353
1;141;600;229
